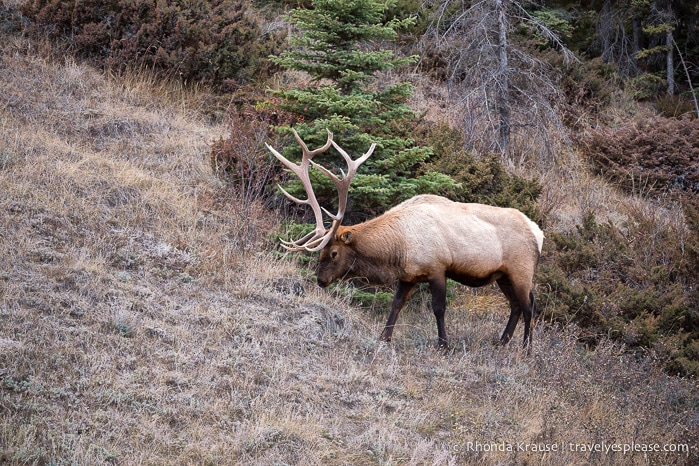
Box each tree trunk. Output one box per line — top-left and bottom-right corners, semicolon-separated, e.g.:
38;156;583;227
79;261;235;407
631;17;642;75
600;0;613;63
495;0;510;153
666;27;675;95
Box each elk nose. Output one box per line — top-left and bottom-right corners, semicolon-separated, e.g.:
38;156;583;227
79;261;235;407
317;277;329;288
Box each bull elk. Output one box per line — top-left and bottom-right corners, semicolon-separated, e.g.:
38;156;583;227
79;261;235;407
267;130;544;348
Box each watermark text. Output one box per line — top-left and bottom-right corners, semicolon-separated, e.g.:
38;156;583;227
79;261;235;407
452;441;690;456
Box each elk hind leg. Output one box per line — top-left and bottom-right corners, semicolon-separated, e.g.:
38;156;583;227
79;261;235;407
429;275;449;348
515;283;536;347
523;290;538;347
497;276;521;345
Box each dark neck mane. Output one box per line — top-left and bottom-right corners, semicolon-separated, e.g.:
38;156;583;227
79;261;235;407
346;221;406;285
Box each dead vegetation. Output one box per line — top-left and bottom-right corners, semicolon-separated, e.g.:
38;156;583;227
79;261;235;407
0;4;697;465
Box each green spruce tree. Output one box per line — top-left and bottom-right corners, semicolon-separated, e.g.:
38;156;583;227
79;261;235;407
269;0;456;220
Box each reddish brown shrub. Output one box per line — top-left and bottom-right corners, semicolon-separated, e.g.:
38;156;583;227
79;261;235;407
581;116;699;196
561;57;621;126
209;100;299;209
20;0;283;88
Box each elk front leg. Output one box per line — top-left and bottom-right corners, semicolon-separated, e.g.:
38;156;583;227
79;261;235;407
380;281;415;342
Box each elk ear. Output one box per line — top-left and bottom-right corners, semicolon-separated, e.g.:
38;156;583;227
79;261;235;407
339;231;353;245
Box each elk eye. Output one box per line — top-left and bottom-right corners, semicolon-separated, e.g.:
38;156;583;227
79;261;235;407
331;251;338;259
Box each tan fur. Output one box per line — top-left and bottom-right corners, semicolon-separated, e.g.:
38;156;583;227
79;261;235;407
317;194;544;347
337;194;541;283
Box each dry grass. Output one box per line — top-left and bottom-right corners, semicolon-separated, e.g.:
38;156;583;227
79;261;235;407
1;8;698;465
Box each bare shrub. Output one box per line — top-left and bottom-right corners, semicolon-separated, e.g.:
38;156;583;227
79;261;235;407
209;102;295;252
581;115;699;196
560;57;622;127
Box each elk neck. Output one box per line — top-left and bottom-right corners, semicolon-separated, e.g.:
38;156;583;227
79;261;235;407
337;220;406;285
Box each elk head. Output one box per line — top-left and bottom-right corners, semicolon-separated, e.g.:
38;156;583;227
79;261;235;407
266;130;375;283
316;228;358;288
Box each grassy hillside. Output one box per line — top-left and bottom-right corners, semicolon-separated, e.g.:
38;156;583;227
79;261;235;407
1;4;697;465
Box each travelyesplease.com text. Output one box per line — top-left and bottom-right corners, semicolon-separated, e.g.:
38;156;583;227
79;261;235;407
453;441;690;456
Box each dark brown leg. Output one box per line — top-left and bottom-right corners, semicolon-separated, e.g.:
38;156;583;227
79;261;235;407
429;276;448;348
521;291;537;347
497;276;521;345
380;280;415;342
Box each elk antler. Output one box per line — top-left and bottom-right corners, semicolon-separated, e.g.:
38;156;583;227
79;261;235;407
266;129;375;252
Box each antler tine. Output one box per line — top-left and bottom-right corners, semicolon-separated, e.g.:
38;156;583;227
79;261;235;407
279;225;334;251
321;142;375;182
264;142;299;174
280;229;317;247
331;140;376;178
293;128;333;158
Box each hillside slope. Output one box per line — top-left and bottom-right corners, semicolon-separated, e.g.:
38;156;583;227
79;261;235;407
1;24;697;466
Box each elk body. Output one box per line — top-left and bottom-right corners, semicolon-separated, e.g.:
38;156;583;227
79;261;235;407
268;130;544;348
